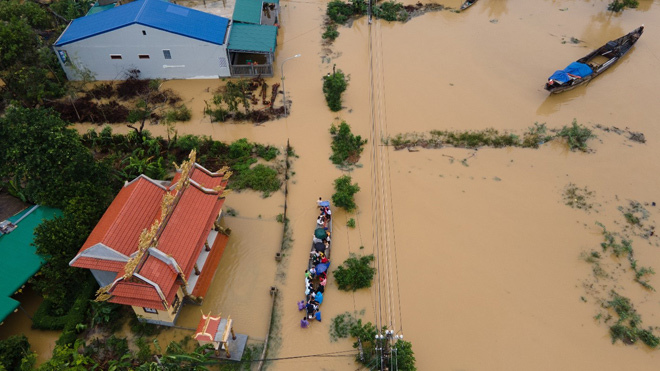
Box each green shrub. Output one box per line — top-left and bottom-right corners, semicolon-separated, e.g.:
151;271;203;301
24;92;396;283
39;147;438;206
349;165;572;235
332;175;360;212
232;164;281;196
608;0;638;11
373;1;407;21
327;0;354;23
255;144;279;161
638;328;660;348
322;24;340;41
329;312;359;341
164;105;192;123
329;121;367;166
334;254;376;291
174;134;202;152
0;335;31;370
557;119;594;152
347;218;356;228
323;67;348;112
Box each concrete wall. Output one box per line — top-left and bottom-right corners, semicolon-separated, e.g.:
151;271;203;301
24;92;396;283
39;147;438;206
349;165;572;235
54;24;230;80
131;287;185;326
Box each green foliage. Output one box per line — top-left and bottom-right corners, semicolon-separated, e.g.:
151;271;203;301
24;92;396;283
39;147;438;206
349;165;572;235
0;107;115;208
394;339;417;371
333;254;376;291
129;314;163;337
347;218;356;228
0;335;31;371
255;144;279;161
135;337;153;363
332;175;360;212
373;1;407;21
327;0;354;23
231;164;281;197
323;67;348;112
348;320;416;370
608;0;638;12
38;339;95;370
50;0;95;21
557;119;594;152
638;328;660;348
329;311;359;341
329;121;367;166
522;122;553;148
322;24;340;41
164;105;192;123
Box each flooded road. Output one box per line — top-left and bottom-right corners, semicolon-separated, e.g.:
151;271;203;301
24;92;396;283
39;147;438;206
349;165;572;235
73;0;660;369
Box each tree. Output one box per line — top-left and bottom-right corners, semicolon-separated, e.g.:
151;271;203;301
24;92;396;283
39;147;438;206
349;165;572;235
332;175;360;212
0;335;32;371
329;121;367;166
0;107;114;208
322;65;348;111
334;254;376;291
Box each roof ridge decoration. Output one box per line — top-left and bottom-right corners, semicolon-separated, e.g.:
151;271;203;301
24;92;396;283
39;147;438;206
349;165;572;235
195;311;222;341
96;150;197;302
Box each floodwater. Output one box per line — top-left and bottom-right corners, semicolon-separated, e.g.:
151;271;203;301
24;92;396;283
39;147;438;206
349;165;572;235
73;0;660;370
0;286;61;365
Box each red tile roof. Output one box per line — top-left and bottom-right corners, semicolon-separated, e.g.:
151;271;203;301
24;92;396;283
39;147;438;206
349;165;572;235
71;163;229;310
194;313;221;342
157;183;226;279
71;257;125;272
109;281;165;310
77;176;165;257
192;233;229;298
190;165;225;189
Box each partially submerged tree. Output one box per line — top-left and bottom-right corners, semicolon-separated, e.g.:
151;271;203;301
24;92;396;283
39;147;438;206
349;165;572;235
332;175;360;212
323;64;348;111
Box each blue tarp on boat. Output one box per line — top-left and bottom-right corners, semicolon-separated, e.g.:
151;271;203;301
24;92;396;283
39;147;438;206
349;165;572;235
548;62;593;83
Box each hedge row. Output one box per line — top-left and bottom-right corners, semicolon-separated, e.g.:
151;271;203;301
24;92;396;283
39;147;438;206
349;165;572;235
32;278;97;345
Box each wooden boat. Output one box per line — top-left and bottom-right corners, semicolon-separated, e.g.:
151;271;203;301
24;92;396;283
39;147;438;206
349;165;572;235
545;26;644;94
302;201;332;323
460;0;478;11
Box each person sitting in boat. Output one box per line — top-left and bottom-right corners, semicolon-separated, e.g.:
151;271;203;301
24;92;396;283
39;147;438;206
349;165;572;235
306;302;316;317
313;235;323;244
317;284;325;293
317;214;326;228
324;207;332;221
316;290;324;304
310;267;317;277
320;275;327;287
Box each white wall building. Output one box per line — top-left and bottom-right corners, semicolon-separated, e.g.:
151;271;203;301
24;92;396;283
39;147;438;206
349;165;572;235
53;0;232;80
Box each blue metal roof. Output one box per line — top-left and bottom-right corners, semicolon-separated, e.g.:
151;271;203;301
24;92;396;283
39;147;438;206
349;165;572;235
55;0;230;46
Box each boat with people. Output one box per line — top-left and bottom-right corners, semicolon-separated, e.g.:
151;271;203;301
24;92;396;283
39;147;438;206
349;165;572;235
545;25;644;94
299;198;332;328
460;0;478;11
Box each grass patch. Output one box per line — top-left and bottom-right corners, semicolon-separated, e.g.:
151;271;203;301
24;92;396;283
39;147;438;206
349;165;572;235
347;218;356;228
608;0;638;12
329;311;360;341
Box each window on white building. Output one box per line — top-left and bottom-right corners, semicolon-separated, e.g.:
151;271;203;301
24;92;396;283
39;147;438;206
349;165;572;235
110;55;122;60
139;55;150;59
163;50;172;59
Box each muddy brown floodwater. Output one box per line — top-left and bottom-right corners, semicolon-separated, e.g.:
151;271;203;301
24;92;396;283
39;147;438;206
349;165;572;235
71;0;660;369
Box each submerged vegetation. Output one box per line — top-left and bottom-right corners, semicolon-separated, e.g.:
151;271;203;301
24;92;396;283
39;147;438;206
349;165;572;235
332;175;361;212
349;320;416;370
563;183;596;211
608;0;638;12
384;120;595;152
323;65;348;112
204;77;284;123
334;254;376;291
329;121;367;166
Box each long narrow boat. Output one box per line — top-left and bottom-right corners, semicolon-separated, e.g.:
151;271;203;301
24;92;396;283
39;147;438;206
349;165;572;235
545;26;644;94
460;0;477;11
302;201;332;324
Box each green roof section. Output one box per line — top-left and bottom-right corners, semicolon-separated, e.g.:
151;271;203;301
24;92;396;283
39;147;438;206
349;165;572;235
232;0;263;25
228;23;277;53
86;1;117;16
0;205;61;323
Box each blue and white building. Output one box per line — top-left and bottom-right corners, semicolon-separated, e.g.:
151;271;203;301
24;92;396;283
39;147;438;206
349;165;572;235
53;0;233;80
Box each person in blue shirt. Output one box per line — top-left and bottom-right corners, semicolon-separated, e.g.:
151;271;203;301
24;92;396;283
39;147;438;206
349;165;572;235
315;291;324;304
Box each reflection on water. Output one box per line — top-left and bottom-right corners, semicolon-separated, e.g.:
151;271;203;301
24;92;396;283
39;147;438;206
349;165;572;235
479;0;508;18
536;83;588;116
